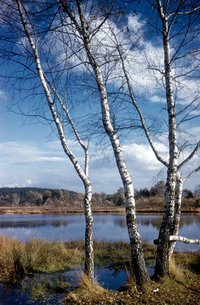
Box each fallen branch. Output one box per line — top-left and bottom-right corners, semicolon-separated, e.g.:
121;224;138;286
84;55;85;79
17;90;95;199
169;236;200;244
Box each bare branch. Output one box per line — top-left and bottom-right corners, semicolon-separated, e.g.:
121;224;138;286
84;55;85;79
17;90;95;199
183;166;200;182
178;141;200;169
168;5;200;18
111;30;168;167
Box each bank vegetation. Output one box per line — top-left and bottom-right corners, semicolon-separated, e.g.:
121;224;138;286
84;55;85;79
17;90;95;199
0;184;200;214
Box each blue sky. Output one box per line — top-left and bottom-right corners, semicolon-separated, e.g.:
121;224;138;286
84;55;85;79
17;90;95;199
0;109;169;193
0;1;199;193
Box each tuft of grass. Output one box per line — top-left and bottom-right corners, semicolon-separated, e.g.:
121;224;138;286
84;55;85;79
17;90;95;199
30;281;50;299
169;257;185;281
0;236;25;283
79;272;105;295
66;272;113;305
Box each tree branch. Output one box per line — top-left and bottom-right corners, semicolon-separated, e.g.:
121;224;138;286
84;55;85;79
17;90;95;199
178;141;200;169
112;30;168;167
183;166;200;182
169;235;200;244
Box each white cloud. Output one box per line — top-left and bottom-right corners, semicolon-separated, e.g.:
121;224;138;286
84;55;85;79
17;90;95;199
0;89;7;102
149;94;165;104
123;142;168;171
44;11;199;114
0;140;83;190
0;137;199;193
0;141;65;166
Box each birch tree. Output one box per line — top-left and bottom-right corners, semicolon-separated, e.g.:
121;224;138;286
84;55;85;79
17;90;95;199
113;0;200;277
153;0;200;278
59;0;150;286
0;0;94;280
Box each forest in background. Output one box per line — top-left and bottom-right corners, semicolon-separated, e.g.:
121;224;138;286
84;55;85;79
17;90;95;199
0;181;199;210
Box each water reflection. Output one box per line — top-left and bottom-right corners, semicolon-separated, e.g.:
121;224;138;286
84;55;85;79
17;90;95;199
0;219;69;229
0;263;156;305
0;282;63;305
0;214;199;252
114;215;200;230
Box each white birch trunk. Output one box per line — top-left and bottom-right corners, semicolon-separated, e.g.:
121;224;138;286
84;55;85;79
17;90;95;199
17;0;94;280
83;181;94;278
169;172;183;259
61;0;149;286
155;0;179;278
95;59;149;287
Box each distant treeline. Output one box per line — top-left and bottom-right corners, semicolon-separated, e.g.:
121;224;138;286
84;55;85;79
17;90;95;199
0;187;83;207
0;181;199;208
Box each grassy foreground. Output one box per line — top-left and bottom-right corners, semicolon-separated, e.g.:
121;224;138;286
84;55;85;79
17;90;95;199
0;236;199;304
65;269;200;305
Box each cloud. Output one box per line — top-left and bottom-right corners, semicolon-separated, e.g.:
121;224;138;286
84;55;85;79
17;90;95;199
0;139;165;193
0;137;199;193
0;89;7;102
149;94;165;104
0;141;66;166
123;142;168;171
0;140;84;190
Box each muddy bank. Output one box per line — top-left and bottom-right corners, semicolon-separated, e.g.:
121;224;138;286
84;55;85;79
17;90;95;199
0;206;199;215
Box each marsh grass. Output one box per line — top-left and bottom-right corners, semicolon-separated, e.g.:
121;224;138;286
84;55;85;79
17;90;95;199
169;257;185;281
0;236;199;305
0;236;83;283
66;272;113;305
0;236;175;284
25;239;83;273
0;236;25;283
30;281;50;299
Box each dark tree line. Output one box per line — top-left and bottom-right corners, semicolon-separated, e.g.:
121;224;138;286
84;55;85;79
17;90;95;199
0;183;199;208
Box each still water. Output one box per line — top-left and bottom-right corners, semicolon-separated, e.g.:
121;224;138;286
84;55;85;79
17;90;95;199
0;213;199;252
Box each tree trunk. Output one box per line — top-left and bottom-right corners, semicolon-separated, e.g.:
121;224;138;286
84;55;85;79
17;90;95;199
169;172;183;258
83;183;94;280
154;173;177;278
154;0;179;279
17;0;94;281
94;54;149;286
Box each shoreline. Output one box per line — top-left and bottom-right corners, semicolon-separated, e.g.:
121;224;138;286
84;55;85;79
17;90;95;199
0;206;199;215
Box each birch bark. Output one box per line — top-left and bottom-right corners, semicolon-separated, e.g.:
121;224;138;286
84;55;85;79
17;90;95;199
17;0;94;280
154;0;179;278
169;172;183;258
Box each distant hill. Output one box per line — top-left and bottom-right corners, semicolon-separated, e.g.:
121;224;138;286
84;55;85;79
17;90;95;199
0;186;199;211
0;187;84;207
0;187;116;207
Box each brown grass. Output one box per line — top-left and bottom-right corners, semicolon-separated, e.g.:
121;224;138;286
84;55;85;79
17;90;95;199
0;236;25;282
0;236;83;283
169;257;185;281
65;272;113;305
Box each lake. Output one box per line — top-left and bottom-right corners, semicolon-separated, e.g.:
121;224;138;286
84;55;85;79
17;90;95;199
0;213;199;252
